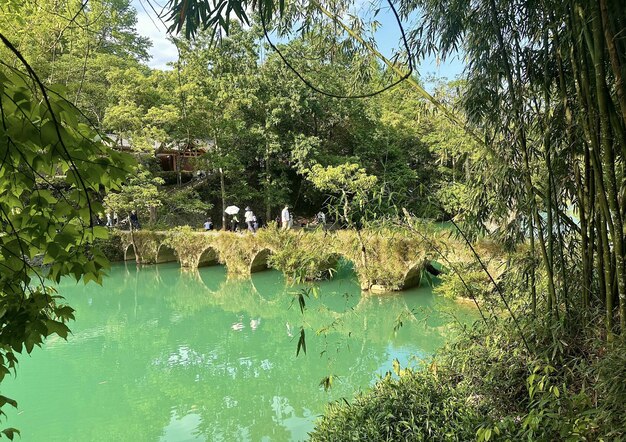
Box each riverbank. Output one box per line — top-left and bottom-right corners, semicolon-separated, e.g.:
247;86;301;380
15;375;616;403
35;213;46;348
311;307;626;441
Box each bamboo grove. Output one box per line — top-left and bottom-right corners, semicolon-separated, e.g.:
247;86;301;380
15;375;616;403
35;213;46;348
408;0;626;335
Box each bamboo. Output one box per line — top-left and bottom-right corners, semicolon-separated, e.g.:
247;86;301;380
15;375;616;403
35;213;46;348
590;2;626;331
484;0;557;316
599;0;626;131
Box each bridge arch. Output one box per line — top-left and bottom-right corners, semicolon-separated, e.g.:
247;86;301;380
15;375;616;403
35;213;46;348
401;260;441;290
156;244;178;264
401;262;423;290
250;248;273;273
197;245;221;268
124;243;137;261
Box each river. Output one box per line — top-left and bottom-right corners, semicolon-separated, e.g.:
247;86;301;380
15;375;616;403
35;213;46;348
3;261;477;441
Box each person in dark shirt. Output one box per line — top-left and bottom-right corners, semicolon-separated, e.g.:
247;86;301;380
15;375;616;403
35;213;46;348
130;210;141;229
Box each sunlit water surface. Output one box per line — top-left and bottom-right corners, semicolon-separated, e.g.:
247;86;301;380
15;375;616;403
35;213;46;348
4;261;477;441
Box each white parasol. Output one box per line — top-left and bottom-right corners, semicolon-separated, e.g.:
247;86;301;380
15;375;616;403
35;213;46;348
225;205;240;215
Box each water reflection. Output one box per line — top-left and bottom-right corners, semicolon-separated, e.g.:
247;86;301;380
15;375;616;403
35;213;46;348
4;262;477;442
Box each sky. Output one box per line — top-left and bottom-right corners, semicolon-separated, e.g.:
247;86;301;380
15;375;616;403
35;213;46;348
131;0;465;83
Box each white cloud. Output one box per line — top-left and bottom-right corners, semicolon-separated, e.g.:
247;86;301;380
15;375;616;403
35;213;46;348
132;0;178;69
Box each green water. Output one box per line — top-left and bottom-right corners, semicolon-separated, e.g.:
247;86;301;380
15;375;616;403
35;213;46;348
3;262;477;441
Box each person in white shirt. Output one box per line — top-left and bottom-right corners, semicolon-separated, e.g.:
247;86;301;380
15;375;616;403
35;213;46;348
244;207;256;233
281;205;290;230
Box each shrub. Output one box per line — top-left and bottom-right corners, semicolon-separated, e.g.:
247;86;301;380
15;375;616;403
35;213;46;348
313;303;626;441
311;365;483;441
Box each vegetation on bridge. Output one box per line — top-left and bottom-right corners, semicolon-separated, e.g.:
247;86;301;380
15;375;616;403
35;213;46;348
116;224;466;292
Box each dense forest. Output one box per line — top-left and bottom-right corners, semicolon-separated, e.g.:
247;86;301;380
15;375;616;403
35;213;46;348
1;0;626;439
1;1;472;231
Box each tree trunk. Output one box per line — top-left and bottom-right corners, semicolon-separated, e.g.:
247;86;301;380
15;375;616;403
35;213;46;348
265;140;271;223
486;0;557;315
220;167;226;231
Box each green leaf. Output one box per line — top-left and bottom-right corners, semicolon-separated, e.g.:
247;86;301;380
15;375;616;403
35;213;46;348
484;428;492;441
0;396;17;409
392;359;401;376
296;327;306;356
45;320;70;339
1;428;19;440
319;375;337;391
92;226;109;240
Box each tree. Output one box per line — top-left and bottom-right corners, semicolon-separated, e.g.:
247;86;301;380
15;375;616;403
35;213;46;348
0;0;150;125
173;25;261;228
306;163;377;228
104;165;164;225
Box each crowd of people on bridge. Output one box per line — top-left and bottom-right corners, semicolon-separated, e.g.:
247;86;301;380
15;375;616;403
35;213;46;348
96;211;141;230
221;204;327;234
98;204;328;233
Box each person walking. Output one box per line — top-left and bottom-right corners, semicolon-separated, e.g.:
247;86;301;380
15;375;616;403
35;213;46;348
129;210;141;230
244;207;257;233
230;214;240;232
203;218;213;231
281;205;290;230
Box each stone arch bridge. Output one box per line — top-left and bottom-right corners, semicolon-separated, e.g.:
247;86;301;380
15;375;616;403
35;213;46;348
117;227;444;293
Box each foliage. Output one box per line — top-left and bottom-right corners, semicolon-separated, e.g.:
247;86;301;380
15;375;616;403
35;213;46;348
92;234;125;262
259;228;340;282
313;306;626;441
97;17;461;226
0;0;150;123
306;163;378;227
0;64;132;430
156;188;212;228
434;263;492;301
104;165;163;221
311;362;483;441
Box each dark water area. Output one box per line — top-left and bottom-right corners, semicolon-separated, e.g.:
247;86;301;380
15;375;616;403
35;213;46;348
3;261;478;441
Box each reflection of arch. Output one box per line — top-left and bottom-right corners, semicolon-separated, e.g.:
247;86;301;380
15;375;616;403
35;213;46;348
198;265;228;293
156;244;178;264
198;246;220;267
250;249;272;273
124;244;137;261
250;269;287;302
